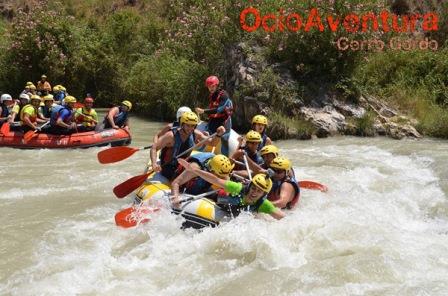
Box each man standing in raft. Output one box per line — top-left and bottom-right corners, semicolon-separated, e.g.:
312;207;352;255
195;75;233;156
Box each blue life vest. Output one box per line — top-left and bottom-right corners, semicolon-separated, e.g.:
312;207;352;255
1;104;10;118
159;128;196;180
54;92;65;102
257;133;268;151
40;106;52;118
50;105;71;126
245;147;264;165
114;106;128;127
183;152;215;195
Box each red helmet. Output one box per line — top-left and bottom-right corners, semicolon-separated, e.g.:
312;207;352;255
205;76;219;87
85;97;94;103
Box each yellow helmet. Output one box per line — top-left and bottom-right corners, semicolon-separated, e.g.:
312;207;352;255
64;96;77;103
180;111;199;125
260;145;279;157
207;154;234;177
43;95;54;102
122;100;132;110
252;115;268;126
26;81;34;86
245;130;262;143
29;84;36;90
251;174;273;193
60;86;66;91
53;85;61;92
270;156;292;171
30;95;41;102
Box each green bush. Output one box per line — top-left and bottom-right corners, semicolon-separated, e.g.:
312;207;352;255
124;53;207;120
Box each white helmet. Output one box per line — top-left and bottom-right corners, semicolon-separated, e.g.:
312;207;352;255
176;106;192;121
1;94;12;103
19;93;30;103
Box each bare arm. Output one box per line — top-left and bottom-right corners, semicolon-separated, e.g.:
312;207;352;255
171;162;201;199
270;208;286;220
265;137;272;146
150;132;173;172
107;107;119;128
270;182;295;209
153;123;172;144
194;126;225;146
23;114;38;130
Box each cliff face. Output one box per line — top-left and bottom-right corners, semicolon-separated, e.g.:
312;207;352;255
224;42;421;140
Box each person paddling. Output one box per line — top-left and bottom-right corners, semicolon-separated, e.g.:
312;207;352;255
19;95;46;133
44;96;77;135
150;112;225;181
75;97;98;132
0;94;15;128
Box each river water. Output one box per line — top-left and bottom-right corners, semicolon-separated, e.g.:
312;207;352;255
1;115;447;295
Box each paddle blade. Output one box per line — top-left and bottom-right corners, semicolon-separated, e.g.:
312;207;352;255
115;206;159;228
23;130;37;143
299;181;328;192
97;146;139;164
113;172;151;198
0;122;10;135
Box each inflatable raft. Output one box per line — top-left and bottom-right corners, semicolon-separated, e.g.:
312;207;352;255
115;172;229;229
0;128;131;149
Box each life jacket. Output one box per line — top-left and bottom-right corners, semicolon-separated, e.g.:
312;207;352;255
40;105;52;118
208;89;233;120
267;174;300;209
19;104;37;123
50;105;72;126
172;121;180;128
183;152;215;195
1;103;10;118
217;185;267;217
257;133;268;151
76;107;97;126
160;127;196;166
113;106;128;127
245;147;264;165
14;105;24;122
54;91;65;102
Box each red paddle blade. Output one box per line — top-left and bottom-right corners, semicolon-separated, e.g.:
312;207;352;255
115;206;159;228
113;172;151;198
0;122;10;135
97;146;139;164
23;130;37;143
299;181;328;192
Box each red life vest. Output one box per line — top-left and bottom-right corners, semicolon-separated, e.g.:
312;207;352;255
208;90;232;119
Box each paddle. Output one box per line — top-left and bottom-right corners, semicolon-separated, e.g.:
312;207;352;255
242;152;252;179
231;171;328;192
23;121;51;143
0;122;10;135
113;133;217;198
97;145;153;164
115;189;219;228
298;180;328;192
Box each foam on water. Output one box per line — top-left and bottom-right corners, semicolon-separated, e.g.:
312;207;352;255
1;138;448;295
